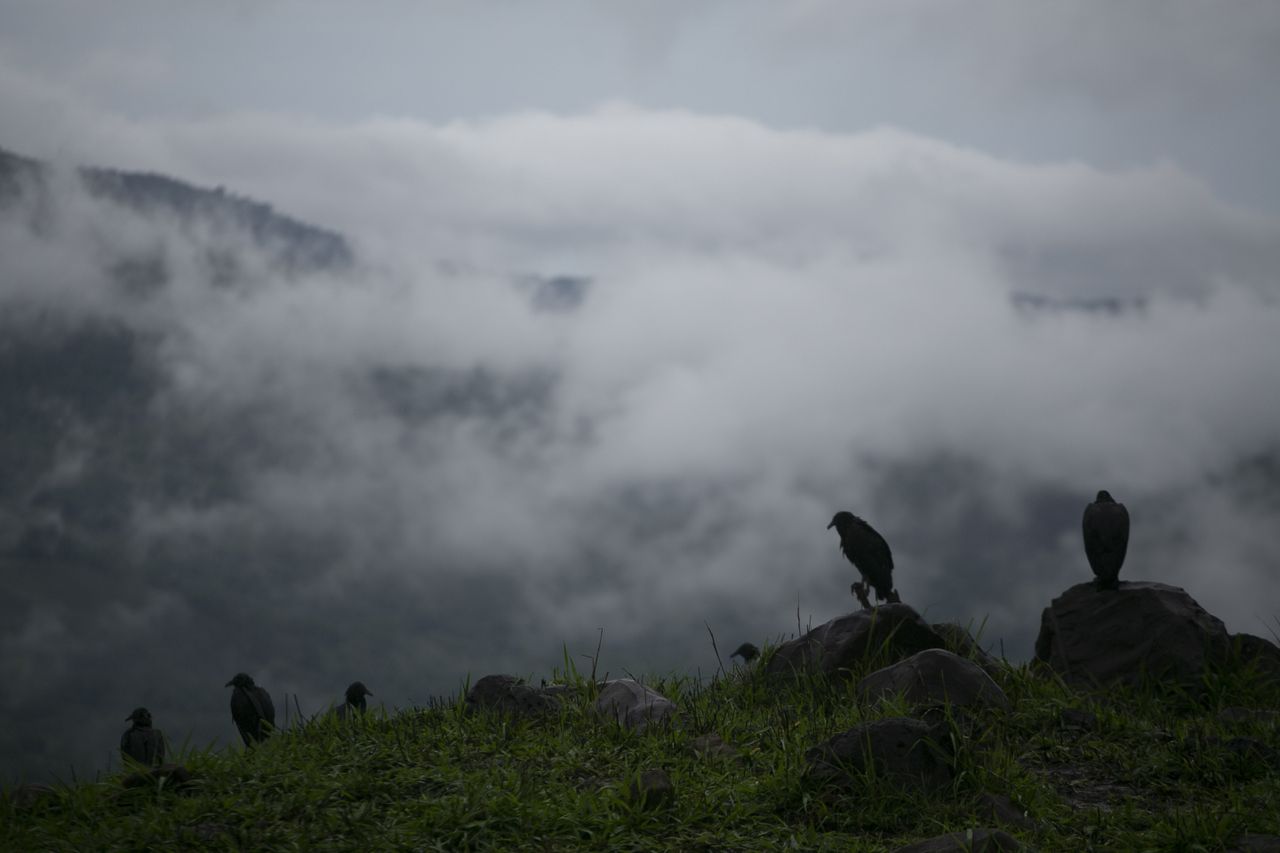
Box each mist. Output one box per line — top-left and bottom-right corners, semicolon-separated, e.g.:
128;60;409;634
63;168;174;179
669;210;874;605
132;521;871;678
2;105;1280;786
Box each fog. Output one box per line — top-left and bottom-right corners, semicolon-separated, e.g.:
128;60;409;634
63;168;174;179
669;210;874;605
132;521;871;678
2;110;1279;784
2;0;1279;787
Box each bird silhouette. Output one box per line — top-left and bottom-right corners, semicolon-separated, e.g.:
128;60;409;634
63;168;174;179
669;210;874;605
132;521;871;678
120;707;165;766
730;642;760;664
827;511;899;609
335;681;373;720
225;672;276;745
1083;490;1129;590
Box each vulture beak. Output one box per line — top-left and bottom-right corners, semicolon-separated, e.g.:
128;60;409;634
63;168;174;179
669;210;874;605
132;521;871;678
224;680;234;687
826;521;835;529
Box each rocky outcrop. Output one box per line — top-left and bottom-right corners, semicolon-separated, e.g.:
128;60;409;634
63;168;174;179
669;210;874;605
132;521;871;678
465;675;562;718
1034;581;1232;687
765;604;945;682
595;679;678;732
858;649;1011;712
805;717;952;791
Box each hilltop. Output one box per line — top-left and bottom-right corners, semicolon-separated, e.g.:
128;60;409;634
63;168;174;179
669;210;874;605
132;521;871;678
4;598;1278;852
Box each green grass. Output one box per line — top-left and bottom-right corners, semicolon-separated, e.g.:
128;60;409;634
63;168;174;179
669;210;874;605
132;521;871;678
3;642;1278;852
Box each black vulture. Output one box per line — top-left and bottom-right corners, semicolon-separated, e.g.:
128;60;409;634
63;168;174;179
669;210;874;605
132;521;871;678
827;511;899;609
729;643;760;664
1083;490;1129;590
120;707;165;767
225;672;275;745
335;681;373;720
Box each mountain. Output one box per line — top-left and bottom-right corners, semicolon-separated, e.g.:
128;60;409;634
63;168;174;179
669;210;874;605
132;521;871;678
0;146;352;274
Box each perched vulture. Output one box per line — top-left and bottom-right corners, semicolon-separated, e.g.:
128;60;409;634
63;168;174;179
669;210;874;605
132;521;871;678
225;672;276;746
1083;490;1129;590
827;511;899;609
120;707;165;767
335;681;373;720
729;643;760;664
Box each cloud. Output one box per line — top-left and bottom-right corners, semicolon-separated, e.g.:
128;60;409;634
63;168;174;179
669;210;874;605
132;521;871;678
2;104;1279;786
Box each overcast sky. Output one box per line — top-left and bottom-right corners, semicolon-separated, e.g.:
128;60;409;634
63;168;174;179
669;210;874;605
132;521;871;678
2;1;1280;785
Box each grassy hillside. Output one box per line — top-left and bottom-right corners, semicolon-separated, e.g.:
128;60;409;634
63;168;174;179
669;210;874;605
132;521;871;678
3;641;1278;852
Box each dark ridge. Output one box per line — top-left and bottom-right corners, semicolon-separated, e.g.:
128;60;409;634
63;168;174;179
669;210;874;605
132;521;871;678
0;147;44;201
0;144;353;274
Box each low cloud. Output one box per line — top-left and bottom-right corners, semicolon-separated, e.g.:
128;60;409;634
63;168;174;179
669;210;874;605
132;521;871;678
2;106;1279;784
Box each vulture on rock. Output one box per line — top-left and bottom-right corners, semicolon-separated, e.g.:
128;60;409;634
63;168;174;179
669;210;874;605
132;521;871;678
225;672;275;745
730;643;760;664
1083;490;1129;590
827;511;900;609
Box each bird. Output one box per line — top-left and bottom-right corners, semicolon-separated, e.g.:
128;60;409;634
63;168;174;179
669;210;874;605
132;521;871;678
120;707;165;767
225;672;276;746
730;642;760;664
335;681;373;720
1083;490;1129;590
827;511;899;609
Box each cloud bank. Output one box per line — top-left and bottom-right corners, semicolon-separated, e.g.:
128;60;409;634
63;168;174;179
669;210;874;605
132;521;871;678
2;106;1279;784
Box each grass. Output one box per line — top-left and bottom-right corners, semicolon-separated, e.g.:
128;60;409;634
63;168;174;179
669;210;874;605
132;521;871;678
3;636;1278;852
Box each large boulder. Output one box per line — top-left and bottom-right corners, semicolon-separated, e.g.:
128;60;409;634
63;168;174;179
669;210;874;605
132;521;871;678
858;649;1011;712
1034;581;1231;688
595;679;678;732
805;717;952;791
765;604;945;681
465;675;562;718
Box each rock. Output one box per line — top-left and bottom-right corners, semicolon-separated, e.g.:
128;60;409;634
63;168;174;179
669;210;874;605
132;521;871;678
977;792;1037;831
595;679;677;732
858;649;1011;712
465;675;561;718
805;717;952;791
932;623;1003;677
765;604;945;682
1231;633;1280;683
893;828;1029;852
1034;581;1231;688
689;733;742;762
1229;835;1280;853
626;768;675;811
121;763;194;791
4;783;57;809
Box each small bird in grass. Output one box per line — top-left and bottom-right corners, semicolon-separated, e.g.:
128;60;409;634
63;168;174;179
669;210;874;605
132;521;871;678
335;681;373;719
225;672;275;746
730;643;760;664
827;511;900;610
1083;490;1129;590
120;707;165;766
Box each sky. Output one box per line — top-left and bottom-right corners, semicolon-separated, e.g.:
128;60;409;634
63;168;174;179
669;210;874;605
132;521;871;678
2;1;1280;785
